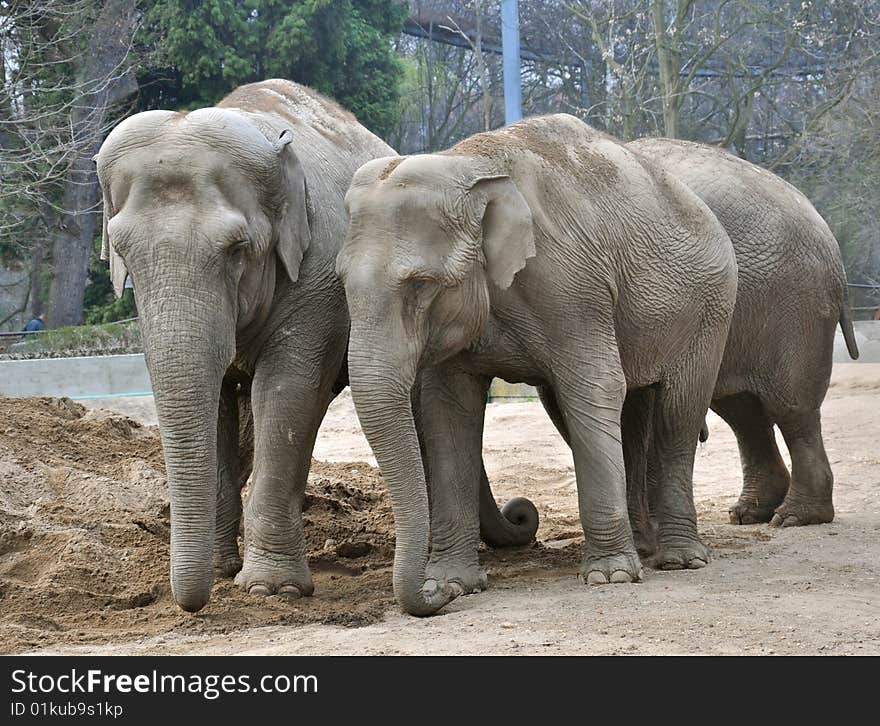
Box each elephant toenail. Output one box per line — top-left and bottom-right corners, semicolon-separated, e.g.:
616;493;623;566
448;582;464;597
689;558;708;569
248;584;271;596
278;585;302;599
586;571;609;585
610;570;632;583
422;579;439;595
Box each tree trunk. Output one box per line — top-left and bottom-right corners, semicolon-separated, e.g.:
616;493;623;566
29;229;48;317
474;0;492;131
48;0;138;327
652;0;683;139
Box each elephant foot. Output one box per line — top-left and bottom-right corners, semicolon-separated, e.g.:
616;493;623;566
425;556;488;596
770;498;834;527
729;498;779;525
234;547;314;599
579;551;643;586
214;550;243;578
651;538;710;570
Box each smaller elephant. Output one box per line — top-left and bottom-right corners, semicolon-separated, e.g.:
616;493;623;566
337;114;737;615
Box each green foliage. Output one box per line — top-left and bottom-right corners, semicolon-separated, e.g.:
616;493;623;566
142;0;407;135
4;319;142;359
83;237;137;324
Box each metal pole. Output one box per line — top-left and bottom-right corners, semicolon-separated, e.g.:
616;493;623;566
501;0;522;124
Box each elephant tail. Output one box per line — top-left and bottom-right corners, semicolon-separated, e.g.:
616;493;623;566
479;466;539;548
839;302;860;360
699;419;709;443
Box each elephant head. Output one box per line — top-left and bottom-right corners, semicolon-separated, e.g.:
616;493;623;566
95;108;311;612
336;154;535;615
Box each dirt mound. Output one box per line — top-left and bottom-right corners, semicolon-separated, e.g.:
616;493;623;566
0;396;592;654
0;397;401;654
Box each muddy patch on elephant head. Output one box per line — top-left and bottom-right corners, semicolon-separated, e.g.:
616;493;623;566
448;117;620;191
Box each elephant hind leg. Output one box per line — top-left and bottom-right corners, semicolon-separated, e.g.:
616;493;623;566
622;387;658;561
648;375;712;571
771;409;834;527
713;393;790;525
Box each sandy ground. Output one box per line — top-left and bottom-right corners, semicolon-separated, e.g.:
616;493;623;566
4;364;879;655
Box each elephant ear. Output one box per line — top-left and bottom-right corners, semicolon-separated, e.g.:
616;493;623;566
97;176;129;298
273;129;312;283
471;175;535;290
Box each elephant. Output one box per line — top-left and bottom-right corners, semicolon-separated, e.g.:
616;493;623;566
624;138;860;539
336;113;738;615
480;138;860;557
95;79;393;612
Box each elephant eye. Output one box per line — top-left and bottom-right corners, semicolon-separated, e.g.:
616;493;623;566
229;240;249;256
409;278;438;295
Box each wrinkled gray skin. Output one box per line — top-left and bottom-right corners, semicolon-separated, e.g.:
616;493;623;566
623;139;859;546
337;114;738;615
96;80;392;612
482;139;860;555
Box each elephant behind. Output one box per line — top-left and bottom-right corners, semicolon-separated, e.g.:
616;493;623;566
96;80;392;612
626;138;858;539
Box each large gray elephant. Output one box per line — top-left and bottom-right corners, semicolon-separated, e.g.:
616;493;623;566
480;139;859;555
337;114;738;615
625;138;859;537
95;80;392;612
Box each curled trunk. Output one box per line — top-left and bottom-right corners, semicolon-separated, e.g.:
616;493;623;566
478;464;539;547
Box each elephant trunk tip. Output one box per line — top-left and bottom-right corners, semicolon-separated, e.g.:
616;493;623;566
174;593;209;613
398;579;461;617
172;581;212;613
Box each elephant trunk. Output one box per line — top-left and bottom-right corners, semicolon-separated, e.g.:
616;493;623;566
478;465;539;547
348;329;460;616
140;296;233;613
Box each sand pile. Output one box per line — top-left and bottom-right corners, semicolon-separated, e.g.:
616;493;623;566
0;397;399;653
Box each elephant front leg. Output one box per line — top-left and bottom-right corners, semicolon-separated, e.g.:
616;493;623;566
214;378;245;578
235;348;340;599
418;366;490;597
553;348;642;586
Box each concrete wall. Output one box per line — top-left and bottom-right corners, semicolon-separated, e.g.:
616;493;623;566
0;321;876;401
0;354;151;398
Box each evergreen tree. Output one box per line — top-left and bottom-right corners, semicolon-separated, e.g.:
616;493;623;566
142;0;407;135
